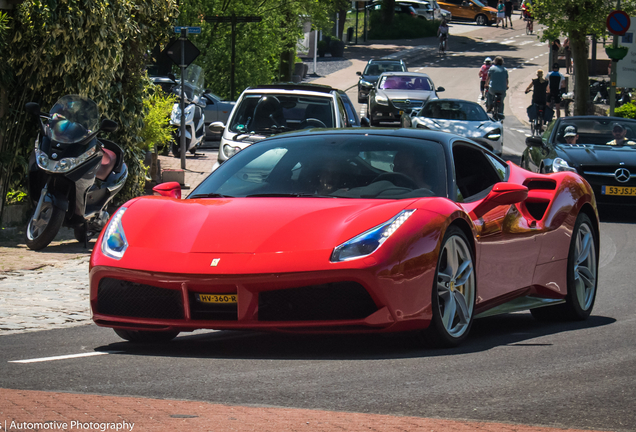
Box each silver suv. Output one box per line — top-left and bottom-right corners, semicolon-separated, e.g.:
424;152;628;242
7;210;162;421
210;83;365;169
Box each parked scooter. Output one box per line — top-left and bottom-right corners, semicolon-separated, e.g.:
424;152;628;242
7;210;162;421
24;95;128;250
167;65;206;158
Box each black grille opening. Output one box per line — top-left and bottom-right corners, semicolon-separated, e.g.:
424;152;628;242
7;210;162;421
97;278;183;319
189;292;238;321
526;180;556;190
258;281;378;322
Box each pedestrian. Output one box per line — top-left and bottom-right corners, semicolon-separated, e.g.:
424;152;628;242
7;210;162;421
547;62;566;118
496;0;505;27
550;39;561;67
486;56;509;113
504;0;513;29
479;57;493;100
564;38;572;74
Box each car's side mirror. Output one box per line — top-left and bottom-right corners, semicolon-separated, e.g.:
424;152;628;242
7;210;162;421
167;73;176;82
100;119;119;133
209;121;226;133
437;86;445;92
360;117;370;127
470;182;528;219
526;136;543;148
356;71;362;76
25;102;41;116
153;182;181;199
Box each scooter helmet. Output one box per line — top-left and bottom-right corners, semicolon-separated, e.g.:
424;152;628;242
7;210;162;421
484;57;492;64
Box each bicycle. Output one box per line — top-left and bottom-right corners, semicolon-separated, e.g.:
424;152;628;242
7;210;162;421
438;34;447;56
490;92;504;121
530;103;545;136
525;18;533;34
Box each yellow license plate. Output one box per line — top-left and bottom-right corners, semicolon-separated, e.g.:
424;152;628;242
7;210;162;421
602;185;636;196
197;293;237;304
399;110;404;115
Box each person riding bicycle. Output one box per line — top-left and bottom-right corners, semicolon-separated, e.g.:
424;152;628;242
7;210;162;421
525;69;549;132
547;63;566;118
438;19;449;51
486;56;509;116
479;58;492;100
522;3;533;33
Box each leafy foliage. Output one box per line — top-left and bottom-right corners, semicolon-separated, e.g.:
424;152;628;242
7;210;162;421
614;102;636;119
2;0;179;206
139;86;177;153
368;10;438;39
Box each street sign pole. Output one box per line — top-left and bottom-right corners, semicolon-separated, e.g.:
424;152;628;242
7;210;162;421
180;28;187;169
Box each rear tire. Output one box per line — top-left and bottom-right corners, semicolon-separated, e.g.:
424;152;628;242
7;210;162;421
171;142;181;158
420;226;476;348
114;329;180;343
25;195;65;251
531;213;598;321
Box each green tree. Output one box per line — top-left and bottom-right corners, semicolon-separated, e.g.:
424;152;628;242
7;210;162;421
532;0;636;115
175;0;346;99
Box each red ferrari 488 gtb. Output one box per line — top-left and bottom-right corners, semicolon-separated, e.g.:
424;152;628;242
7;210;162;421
90;128;599;347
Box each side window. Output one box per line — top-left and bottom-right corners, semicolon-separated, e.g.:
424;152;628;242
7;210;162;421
452;143;502;202
485;154;508;181
335;96;349;127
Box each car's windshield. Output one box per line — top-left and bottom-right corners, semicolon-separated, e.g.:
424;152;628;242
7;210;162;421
472;0;485;7
228;94;335;134
420;100;489;121
554;118;636;145
192;134;447;199
364;62;406;76
47;95;99;144
379;75;432;91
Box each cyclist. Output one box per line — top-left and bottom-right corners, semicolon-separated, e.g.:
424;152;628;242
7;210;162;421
437;19;449;53
486;56;509;116
547;63;566;118
525;69;549;134
478;57;492;100
522;3;533;34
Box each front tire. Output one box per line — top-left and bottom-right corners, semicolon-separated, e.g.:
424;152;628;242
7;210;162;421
531;213;598;321
421;226;476;348
476;14;487;25
114;329;180;343
25;195;65;251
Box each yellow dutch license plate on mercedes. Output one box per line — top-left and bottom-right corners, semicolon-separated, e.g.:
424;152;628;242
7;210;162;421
197;294;237;304
602;185;636;196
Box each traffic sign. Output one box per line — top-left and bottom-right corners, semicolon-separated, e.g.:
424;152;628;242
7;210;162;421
607;11;631;36
174;26;201;34
163;39;200;67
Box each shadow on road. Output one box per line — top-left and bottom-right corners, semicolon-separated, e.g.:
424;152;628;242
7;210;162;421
96;313;615;361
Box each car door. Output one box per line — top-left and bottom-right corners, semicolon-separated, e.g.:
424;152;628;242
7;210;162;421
452;141;540;304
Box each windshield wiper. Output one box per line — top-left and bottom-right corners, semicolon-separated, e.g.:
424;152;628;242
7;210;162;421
189;193;234;199
252;125;291;134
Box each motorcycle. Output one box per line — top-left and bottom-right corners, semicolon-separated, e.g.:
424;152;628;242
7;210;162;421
24;95;128;250
167;65;206;158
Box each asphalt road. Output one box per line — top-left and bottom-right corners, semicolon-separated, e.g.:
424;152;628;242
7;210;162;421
2;23;635;432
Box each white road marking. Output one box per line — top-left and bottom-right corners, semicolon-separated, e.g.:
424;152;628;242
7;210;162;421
9;351;113;363
483;39;497;43
517;40;534;46
500;39;516;45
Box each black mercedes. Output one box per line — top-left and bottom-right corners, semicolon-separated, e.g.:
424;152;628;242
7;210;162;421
522;116;636;206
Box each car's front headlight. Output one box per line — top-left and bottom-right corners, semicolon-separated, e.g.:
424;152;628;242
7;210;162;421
223;143;242;158
552;157;577;172
331;210;416;262
375;95;389;106
485;129;501;140
35;146;98;174
101;207;128;260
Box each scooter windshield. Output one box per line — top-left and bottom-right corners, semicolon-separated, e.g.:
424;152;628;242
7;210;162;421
47;95;100;144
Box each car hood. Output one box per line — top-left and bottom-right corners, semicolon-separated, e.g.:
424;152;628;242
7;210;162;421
105;197;421;273
556;144;636;166
381;90;437;100
415;118;499;138
361;75;380;83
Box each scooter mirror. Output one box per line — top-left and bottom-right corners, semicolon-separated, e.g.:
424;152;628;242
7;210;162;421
100;119;119;133
25;102;41;116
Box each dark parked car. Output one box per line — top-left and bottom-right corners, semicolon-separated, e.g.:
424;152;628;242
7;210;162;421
202;91;235;141
521;116;636;206
367;72;444;126
357;59;408;103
